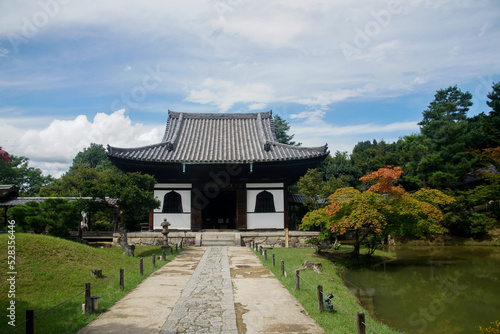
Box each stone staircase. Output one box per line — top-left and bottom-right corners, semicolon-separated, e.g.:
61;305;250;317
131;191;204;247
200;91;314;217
195;232;241;246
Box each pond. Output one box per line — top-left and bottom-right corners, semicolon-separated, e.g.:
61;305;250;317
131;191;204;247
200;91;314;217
342;246;500;334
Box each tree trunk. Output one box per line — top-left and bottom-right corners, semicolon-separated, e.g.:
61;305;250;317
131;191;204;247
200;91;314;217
114;209;135;257
352;229;360;257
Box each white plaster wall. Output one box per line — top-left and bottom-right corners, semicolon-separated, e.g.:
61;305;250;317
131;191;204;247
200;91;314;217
154;189;191;213
154;213;191;230
247;213;284;229
247;189;284;213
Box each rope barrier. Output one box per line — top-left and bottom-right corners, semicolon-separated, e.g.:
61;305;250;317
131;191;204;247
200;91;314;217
35;290;86;318
3;319;27;334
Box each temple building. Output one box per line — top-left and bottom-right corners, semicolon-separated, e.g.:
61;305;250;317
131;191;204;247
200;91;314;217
107;111;328;232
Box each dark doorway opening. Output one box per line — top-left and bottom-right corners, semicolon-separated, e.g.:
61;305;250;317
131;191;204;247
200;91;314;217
202;190;236;230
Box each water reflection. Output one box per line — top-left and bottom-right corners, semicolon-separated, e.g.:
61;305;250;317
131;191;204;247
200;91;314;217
343;246;500;334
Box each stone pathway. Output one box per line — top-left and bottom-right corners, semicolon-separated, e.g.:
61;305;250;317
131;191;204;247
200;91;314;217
160;247;237;334
79;246;324;334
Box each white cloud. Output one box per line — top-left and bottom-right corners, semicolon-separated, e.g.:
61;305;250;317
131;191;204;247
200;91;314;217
186;78;275;112
294;89;364;107
290;110;326;125
0;46;8;57
4;110;163;177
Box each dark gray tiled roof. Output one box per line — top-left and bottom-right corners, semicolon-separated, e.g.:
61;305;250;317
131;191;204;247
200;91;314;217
107;111;328;163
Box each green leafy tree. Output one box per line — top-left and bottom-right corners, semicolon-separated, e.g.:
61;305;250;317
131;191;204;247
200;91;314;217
487;82;500;115
295;167;351;211
324;151;362;188
38;144;160;255
469;82;500;149
444;172;500;237
0;154;53;196
45;165;159;255
351;140;402;177
273;115;300;146
296;169;326;211
70;143;112;170
409;86;476;187
7;198;81;237
418;85;472;134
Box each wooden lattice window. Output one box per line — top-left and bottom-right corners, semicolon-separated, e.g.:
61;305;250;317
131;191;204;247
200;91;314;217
254;190;276;213
162;191;183;213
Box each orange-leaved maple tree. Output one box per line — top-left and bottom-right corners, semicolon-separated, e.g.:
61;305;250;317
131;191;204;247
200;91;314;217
359;165;404;196
300;166;455;257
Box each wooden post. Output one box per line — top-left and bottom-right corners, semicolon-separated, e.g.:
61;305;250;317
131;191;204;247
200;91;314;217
259;246;262;255
295;270;300;290
170;247;173;255
176;244;178;252
357;312;366;334
272;253;275;267
140;258;143;276
281;260;285;276
264;249;267;260
162;250;166;261
152;254;156;268
26;309;34;334
285;228;289;248
85;282;92;314
120;268;124;290
317;285;324;312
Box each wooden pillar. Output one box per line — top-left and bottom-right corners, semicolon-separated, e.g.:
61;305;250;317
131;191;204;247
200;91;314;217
191;185;202;231
283;183;289;230
236;187;247;230
148;209;153;231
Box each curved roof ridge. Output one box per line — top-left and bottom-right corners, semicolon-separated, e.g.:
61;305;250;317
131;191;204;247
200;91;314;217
265;141;328;152
107;142;169;154
167;110;272;119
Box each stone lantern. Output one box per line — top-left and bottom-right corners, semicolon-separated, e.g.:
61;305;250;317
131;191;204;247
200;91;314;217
161;218;171;247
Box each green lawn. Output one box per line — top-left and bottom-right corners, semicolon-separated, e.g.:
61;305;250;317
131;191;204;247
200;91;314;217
254;246;399;334
0;233;182;334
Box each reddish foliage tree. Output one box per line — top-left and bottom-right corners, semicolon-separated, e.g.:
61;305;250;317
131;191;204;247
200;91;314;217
359;165;404;196
0;146;10;162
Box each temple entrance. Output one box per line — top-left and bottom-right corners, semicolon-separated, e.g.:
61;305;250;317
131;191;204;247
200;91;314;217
201;190;237;230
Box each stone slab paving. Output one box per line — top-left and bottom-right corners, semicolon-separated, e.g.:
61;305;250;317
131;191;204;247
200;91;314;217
78;247;206;334
228;247;325;334
79;246;324;334
160;246;237;334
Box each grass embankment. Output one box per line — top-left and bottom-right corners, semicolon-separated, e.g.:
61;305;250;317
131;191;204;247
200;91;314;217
255;246;398;334
0;233;182;334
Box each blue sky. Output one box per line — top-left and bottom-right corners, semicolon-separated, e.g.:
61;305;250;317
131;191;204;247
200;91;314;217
1;0;499;177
